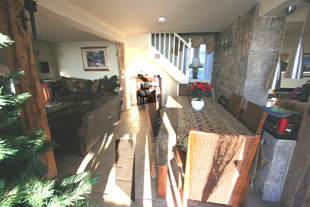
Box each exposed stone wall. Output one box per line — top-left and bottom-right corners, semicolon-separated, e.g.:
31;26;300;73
212;3;285;106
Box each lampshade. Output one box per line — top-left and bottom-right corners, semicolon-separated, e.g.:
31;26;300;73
189;58;203;68
283;38;304;79
266;57;281;89
284;4;309;79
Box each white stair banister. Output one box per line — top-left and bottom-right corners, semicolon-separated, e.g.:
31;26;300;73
149;33;190;84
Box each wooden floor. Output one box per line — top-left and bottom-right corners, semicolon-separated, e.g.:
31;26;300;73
53;106;280;207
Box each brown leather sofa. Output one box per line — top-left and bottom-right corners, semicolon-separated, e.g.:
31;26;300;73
48;95;122;156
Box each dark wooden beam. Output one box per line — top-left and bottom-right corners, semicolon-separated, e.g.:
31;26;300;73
117;42;129;111
0;0;57;179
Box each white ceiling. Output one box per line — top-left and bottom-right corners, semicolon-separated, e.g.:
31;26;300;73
32;0;310;43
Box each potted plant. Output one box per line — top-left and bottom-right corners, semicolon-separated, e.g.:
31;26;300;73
187;82;213;110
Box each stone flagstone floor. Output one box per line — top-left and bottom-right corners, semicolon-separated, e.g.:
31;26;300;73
53;106;280;207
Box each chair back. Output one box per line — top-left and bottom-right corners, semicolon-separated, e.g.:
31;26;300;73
226;93;245;119
150;90;161;120
218;95;229;108
241;101;268;134
145;95;160;137
183;131;260;207
177;84;192;96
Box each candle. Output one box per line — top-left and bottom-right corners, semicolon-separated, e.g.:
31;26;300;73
278;117;288;132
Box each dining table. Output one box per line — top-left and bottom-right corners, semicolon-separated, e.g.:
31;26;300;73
152;96;266;198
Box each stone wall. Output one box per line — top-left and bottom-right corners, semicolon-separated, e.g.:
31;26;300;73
212;3;285;106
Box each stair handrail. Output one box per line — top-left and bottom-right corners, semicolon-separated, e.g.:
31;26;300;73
150;33;191;83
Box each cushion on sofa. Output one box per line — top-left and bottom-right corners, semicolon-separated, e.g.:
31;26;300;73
91;79;101;93
99;76;108;90
77;100;100;111
55;87;70;97
65;78;75;92
73;79;92;93
108;75;118;85
60;76;68;88
50;108;88;121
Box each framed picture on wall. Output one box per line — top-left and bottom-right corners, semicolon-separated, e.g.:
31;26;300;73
81;47;110;71
304;53;310;72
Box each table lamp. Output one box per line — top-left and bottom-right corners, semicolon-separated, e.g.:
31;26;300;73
189;58;203;79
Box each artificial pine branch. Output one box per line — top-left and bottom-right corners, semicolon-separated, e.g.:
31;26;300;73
0;71;98;206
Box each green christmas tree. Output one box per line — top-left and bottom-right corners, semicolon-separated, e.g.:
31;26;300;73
0;33;98;206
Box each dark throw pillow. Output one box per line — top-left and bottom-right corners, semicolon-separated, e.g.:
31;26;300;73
108;75;118;85
91;79;101;93
72;79;92;93
99;75;108;91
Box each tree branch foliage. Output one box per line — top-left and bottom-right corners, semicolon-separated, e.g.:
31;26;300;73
0;33;98;207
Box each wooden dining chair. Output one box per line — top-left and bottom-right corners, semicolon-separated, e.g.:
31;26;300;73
145;95;162;178
177;84;192;96
226;93;245;119
240;101;268;134
217;95;229;108
150;90;162;121
180;131;260;207
145;95;161;138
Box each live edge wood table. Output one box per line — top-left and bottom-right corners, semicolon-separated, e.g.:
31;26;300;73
152;96;263;199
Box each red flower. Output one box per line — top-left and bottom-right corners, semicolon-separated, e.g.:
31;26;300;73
196;82;204;89
186;82;213;100
205;83;213;90
189;84;196;91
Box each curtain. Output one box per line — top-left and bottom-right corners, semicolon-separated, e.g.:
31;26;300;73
179;33;216;54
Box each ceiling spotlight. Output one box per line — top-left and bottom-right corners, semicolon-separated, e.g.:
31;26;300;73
283;6;296;15
158;17;166;23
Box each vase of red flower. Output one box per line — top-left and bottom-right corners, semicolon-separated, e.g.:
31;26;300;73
187;82;213;110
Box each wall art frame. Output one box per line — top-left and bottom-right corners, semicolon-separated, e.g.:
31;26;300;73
81;46;110;71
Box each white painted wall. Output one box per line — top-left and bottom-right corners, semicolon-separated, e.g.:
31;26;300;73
124;34;179;108
281;36;310;56
32;40;60;80
53;41;119;80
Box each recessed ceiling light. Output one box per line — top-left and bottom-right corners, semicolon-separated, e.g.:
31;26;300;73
283;6;296;15
158;17;166;23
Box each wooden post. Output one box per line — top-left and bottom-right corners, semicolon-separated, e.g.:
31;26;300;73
117;43;129;111
157;165;167;198
0;0;57;179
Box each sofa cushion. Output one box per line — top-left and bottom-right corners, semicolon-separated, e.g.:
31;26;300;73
99;75;108;90
77;100;100;111
65;78;75;92
108;75;118;85
55;92;85;102
73;79;92;93
55;87;70;97
61;76;68;88
91;79;101;93
50;108;88;121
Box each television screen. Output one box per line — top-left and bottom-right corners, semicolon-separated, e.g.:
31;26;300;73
40;62;50;73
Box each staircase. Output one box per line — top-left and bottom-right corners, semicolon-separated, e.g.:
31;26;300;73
148;33;191;84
